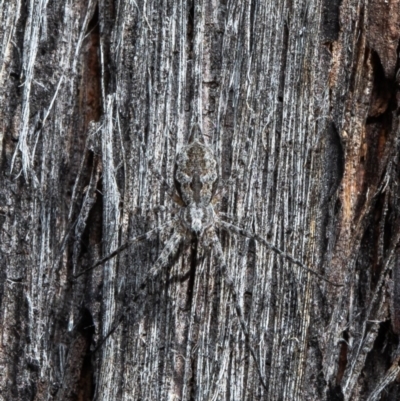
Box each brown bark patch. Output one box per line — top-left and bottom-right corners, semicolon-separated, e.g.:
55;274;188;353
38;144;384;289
367;0;400;78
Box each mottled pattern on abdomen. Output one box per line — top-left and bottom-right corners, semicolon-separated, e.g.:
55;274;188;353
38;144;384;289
175;140;218;206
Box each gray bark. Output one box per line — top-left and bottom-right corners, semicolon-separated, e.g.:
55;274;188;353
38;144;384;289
1;0;400;400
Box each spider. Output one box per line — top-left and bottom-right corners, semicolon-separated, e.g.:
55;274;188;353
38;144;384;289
74;123;342;389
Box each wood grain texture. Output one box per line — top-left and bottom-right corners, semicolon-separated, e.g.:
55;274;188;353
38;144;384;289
1;0;400;400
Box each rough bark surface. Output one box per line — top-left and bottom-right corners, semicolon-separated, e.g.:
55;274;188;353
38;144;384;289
1;0;400;400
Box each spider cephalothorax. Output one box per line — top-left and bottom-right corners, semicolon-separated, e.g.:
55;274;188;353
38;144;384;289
175;124;218;236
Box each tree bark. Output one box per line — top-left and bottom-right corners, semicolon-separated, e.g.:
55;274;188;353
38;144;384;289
1;0;400;400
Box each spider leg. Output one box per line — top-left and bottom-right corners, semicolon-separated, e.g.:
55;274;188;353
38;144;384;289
145;229;183;280
141;143;184;206
92;227;184;353
121;228;184;307
150;166;176;200
217;219;343;287
72;219;175;279
210;230;268;390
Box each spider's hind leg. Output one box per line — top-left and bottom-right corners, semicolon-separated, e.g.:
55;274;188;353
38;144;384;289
217;219;343;287
210;229;268;390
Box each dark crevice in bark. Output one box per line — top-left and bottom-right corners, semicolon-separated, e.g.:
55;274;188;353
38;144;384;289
84;4;102;124
393;251;400;335
187;238;198;308
352;192;384;304
366;51;392;120
386;39;400;338
249;0;257;54
361;321;399;399
51;308;95;401
320;122;344;274
277;20;289;104
72;166;103;282
13;288;29;400
328;122;345;200
381;383;400;401
335;330;348;385
351;45;400;294
1;0;27;172
17;0;28;80
352;49;394;225
88;178;104;255
307;330;326;399
184;240;199;398
9;2;26;82
328;383;344;401
76;308;95;401
321;0;341;43
189;356;197;401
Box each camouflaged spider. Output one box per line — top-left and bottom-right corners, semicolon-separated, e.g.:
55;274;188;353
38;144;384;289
74;124;342;388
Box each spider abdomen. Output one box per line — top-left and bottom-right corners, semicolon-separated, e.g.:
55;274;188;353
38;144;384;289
174;138;219;207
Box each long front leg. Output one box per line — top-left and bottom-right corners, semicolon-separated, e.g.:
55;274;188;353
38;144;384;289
142;142;184;206
73;220;175;279
217;219;343;287
210;230;268;390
